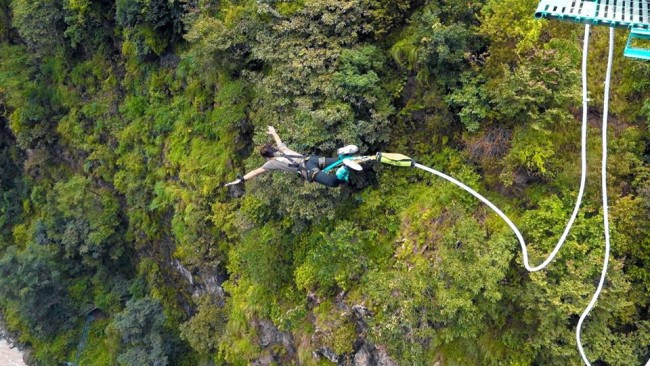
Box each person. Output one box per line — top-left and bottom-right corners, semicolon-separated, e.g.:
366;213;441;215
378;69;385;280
224;126;360;188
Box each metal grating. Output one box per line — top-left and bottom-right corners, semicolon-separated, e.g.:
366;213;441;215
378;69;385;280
535;0;650;28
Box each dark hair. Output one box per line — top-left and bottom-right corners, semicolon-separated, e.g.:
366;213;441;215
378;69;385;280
259;143;278;158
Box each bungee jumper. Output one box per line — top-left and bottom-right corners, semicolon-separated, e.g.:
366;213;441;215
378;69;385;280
225;126;416;189
224;126;365;188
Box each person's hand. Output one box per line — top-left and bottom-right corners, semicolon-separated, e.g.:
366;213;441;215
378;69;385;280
267;126;276;135
224;179;242;187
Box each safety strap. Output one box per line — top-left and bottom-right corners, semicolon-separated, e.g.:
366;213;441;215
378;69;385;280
277;152;305;169
308;169;319;182
276;152;313;181
277;152;325;182
280;153;305;160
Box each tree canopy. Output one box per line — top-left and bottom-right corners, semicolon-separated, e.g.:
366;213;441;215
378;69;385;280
1;0;650;365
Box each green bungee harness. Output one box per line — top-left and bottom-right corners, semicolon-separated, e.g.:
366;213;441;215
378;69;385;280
376;152;414;167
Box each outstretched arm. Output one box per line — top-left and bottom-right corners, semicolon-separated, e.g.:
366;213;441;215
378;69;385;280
267;126;283;147
224;167;267;187
243;167;266;181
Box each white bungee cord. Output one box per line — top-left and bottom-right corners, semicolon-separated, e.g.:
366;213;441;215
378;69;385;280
576;25;614;366
415;24;591;272
414;24;622;364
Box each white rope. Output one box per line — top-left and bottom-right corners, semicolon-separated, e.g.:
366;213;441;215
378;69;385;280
413;25;591;272
576;25;614;366
412;25;643;365
412;23;601;363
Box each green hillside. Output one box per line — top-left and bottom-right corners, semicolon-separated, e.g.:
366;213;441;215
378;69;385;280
1;0;650;365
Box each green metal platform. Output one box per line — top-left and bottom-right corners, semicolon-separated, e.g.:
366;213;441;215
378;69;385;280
624;26;650;58
535;0;650;28
535;0;650;59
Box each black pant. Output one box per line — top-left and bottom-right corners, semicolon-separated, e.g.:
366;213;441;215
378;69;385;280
305;156;343;187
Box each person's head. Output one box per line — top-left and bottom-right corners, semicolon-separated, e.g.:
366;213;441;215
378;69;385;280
259;143;278;159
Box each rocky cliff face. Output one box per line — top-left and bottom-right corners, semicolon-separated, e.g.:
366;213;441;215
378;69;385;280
249;292;399;366
170;259;226;300
314;341;399;366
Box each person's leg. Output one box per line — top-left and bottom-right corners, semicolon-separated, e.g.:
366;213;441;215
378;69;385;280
317;155;362;172
315;156;340;170
305;156;320;171
322;157;340;166
305;156;345;187
312;171;343;187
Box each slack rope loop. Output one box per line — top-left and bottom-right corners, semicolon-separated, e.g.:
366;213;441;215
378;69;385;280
414;162;583;272
413;24;590;273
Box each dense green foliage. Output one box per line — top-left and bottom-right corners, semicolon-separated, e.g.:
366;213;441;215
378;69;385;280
1;0;650;365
